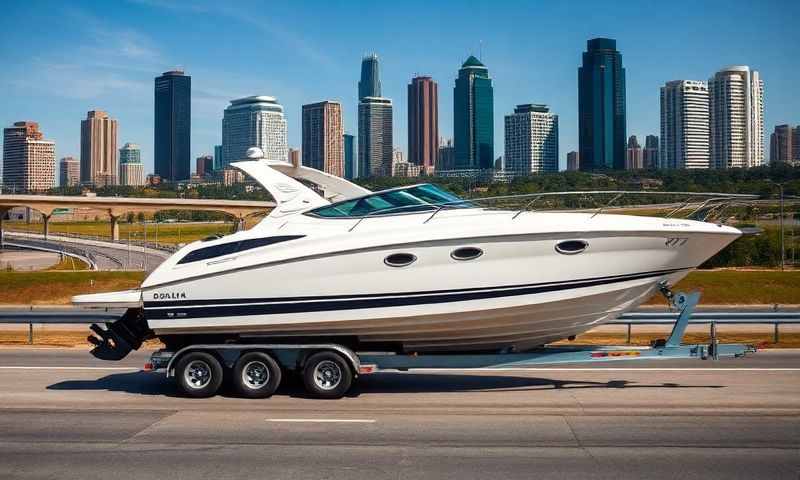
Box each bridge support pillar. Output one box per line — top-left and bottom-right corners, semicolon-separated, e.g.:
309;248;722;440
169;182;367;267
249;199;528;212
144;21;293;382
236;216;246;232
42;214;51;241
110;214;120;241
0;213;5;250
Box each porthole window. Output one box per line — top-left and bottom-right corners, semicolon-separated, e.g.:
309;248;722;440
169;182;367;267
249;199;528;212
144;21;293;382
384;253;417;268
451;247;483;261
555;240;588;255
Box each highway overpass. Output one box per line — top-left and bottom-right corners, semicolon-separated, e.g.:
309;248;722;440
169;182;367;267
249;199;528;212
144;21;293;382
0;194;275;241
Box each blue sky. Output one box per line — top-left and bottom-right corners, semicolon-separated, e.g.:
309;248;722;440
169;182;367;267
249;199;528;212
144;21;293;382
1;0;797;175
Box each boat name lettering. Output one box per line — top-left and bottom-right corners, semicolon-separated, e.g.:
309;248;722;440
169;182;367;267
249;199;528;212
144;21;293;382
153;292;187;300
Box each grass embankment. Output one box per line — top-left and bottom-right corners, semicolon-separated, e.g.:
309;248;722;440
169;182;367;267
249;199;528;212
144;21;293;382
644;269;800;305
44;256;91;271
0;271;146;304
5;221;235;245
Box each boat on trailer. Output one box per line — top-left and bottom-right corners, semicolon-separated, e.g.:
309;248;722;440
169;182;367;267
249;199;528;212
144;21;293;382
73;147;757;398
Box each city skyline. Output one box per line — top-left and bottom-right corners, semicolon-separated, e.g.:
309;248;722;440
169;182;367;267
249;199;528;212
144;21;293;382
0;0;797;176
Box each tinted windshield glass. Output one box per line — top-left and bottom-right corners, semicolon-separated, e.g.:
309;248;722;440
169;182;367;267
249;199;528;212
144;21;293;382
308;184;468;218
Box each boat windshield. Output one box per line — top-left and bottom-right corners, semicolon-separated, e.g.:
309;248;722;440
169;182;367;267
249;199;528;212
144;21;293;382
306;184;470;218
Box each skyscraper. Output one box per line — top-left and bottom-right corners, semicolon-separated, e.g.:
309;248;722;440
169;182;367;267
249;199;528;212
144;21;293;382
59;156;80;187
214;145;223;171
504;104;559;175
769;125;794;164
578;38;626;170
302;101;344;177
358;97;393;177
2;121;55;192
567;151;579;171
454;56;494;170
795;128;800;165
119;143;144;186
660;80;709;169
154;70;191;181
288;148;300;166
358;54;381;100
222;96;288;165
196;154;213;177
643;135;659;169
408;76;439;174
343;133;355;179
709;66;764;168
80;110;118;186
625;135;643;170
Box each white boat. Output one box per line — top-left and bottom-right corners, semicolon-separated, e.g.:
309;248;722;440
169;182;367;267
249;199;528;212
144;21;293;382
76;148;745;360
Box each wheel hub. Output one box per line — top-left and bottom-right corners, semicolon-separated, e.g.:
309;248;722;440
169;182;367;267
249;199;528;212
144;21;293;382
184;360;211;389
313;360;342;390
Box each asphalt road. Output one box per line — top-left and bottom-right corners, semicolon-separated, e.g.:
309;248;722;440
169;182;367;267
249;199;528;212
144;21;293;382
0;348;798;479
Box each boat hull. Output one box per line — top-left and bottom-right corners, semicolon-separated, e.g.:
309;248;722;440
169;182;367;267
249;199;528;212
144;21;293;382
141;228;726;352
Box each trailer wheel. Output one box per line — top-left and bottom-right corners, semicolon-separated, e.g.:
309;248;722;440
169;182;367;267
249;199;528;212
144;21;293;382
175;351;223;398
232;352;282;398
303;351;353;399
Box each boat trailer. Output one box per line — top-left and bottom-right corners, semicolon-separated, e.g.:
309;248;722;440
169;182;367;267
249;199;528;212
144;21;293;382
145;287;754;398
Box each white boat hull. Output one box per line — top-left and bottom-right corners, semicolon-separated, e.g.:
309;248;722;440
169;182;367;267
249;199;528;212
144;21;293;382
140;228;723;351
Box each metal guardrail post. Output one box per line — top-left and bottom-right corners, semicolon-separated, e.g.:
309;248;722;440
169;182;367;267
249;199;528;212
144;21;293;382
626;324;631;344
774;323;780;343
28;321;33;345
710;322;719;360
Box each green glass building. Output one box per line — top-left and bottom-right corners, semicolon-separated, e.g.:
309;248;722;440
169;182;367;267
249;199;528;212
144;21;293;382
578;38;626;170
454;56;494;170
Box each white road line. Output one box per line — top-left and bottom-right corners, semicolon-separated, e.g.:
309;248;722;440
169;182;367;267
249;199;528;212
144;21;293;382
407;367;800;372
267;418;376;423
0;366;138;371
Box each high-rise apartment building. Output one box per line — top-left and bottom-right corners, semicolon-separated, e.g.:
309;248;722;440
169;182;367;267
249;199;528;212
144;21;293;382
59;156;80;187
343;133;355;179
223;96;288;165
214;145;223;171
567;151;579;171
770;125;795;165
154;70;191;181
454;56;494;170
626;135;644;169
660;80;709;169
119;143;144;186
504;104;558;175
578;38;626;170
709;66;764;168
408;76;438;174
196;154;214;177
80;110;118;186
358;97;393;177
358;54;381;100
2;121;55;192
643;135;659;169
302;101;344;177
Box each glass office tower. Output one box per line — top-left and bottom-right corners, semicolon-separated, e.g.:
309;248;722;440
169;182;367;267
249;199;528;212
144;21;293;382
453;56;494;170
154;70;191;181
578;38;626;170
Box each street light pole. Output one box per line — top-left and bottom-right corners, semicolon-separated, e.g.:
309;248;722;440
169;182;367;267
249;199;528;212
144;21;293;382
769;181;785;271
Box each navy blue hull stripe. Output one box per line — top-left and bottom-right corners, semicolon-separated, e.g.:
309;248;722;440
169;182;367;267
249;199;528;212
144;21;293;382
144;268;685;320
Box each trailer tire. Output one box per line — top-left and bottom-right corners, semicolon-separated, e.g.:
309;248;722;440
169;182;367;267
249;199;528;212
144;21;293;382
302;351;353;399
175;351;223;398
232;352;282;398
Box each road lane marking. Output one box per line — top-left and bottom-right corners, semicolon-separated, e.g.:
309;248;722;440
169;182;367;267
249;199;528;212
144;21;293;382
408;368;800;372
0;366;138;371
267;418;376;423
